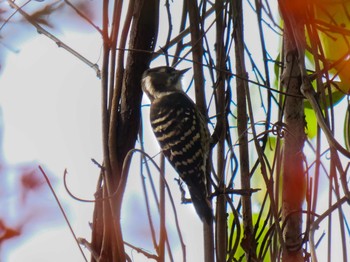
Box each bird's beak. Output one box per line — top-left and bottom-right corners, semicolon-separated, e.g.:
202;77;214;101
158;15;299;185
178;68;191;75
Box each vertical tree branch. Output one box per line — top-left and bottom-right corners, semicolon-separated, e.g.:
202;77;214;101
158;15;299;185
109;0;134;179
280;30;305;262
109;0;159;179
186;1;214;261
111;4;160;258
186;0;207;114
254;0;272;150
278;1;306;260
159;155;166;262
91;0;120;260
232;0;257;260
107;0;124;110
92;0;159;261
214;0;227;261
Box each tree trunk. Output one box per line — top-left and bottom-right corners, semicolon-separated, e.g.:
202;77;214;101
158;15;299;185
90;1;159;261
280;15;306;262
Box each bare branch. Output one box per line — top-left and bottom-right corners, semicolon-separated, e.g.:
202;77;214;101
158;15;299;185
7;0;101;78
63;0;103;34
38;166;88;262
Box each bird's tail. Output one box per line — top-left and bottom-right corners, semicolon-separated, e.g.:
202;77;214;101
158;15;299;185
188;189;213;224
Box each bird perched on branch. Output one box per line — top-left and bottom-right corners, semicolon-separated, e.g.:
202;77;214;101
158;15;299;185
141;66;212;223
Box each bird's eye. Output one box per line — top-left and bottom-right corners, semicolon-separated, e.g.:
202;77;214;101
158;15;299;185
169;71;179;82
167;67;175;74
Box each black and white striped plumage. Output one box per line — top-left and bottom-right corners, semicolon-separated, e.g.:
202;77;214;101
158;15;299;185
142;66;212;223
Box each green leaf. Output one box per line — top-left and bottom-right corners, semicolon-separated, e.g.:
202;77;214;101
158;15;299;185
228;213;272;261
305;108;317;139
304;81;347;110
315;1;350;90
344;104;350;151
274;54;281;83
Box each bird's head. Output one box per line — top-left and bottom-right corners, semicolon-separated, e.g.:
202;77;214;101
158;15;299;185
141;66;190;102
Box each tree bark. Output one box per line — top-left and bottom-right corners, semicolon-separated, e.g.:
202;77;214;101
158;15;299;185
280;12;306;262
91;1;159;261
232;0;257;260
186;1;214;261
214;0;227;261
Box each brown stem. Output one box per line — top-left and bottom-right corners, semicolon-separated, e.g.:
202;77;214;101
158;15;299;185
214;0;227;261
186;1;214;261
279;12;306;262
232;0;257;260
186;0;207;114
158;155;166;262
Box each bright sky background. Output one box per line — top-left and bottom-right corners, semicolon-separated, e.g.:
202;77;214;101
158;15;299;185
0;31;101;261
0;31;205;261
0;3;204;261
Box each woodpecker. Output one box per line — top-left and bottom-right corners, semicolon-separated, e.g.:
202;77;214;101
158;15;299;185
142;66;212;223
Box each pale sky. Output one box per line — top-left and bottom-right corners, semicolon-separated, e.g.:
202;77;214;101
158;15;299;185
0;20;204;262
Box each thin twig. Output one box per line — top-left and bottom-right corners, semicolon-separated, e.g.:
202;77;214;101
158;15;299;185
139;121;171;259
226;193;242;261
124;148;185;260
124;241;158;260
309;196;348;262
63;169;95;203
153;6;215;61
78;238;99;261
166;179;187;262
0;0;30;32
139;148;159;251
63;0;103;34
210;188;260;198
38;166;88;262
164;0;173;66
158;155;166;261
7;0;101;78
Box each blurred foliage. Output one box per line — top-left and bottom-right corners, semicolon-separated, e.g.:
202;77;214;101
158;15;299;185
228;213;271;261
304;81;348;139
0;0;101;259
0;0;100;74
344;103;350;151
315;0;350;90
